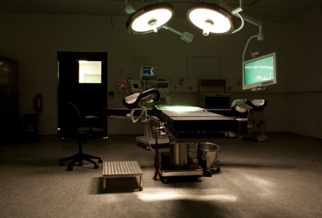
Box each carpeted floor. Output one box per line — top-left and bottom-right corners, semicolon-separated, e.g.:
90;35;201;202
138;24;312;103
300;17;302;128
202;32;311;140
0;133;321;218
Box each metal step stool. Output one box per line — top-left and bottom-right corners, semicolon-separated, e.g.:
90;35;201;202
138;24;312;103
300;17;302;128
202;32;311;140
103;161;143;191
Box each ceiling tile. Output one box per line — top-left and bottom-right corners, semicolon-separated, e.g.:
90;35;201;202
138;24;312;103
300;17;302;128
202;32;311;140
56;0;87;8
34;7;65;14
0;6;12;12
0;0;29;7
267;8;299;17
243;6;275;16
280;0;321;9
0;0;320;23
257;15;286;22
26;0;59;8
8;5;36;13
85;0;112;8
253;0;290;7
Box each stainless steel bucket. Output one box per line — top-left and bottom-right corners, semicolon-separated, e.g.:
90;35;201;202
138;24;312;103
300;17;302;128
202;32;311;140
199;142;219;169
170;143;189;169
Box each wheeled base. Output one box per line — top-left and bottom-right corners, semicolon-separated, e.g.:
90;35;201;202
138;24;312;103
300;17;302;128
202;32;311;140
158;162;204;183
158;165;221;182
199;159;221;177
203;166;221;177
59;152;102;171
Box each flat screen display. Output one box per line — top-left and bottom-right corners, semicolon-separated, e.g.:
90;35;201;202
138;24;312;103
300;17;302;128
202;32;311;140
141;66;157;79
242;52;276;90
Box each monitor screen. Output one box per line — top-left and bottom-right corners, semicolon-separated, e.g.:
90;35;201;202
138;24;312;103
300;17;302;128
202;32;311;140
242;52;276;90
140;66;157;80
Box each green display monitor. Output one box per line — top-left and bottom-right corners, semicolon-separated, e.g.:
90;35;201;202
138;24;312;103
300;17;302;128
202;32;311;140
242;52;277;90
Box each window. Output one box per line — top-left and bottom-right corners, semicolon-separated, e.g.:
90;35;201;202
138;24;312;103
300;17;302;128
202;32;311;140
78;61;102;84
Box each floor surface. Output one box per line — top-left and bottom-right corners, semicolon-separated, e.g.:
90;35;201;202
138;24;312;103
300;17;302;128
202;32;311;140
0;133;321;218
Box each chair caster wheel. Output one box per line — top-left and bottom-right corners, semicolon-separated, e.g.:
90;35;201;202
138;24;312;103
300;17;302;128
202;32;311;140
94;164;99;169
98;158;102;163
67;165;73;171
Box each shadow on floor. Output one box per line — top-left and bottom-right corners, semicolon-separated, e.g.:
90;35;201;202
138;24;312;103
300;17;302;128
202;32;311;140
91;177;142;194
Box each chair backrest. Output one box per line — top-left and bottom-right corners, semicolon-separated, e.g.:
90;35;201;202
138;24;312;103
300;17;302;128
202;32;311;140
59;101;81;135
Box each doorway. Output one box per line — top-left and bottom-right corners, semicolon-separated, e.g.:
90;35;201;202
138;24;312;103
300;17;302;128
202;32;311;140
57;52;108;137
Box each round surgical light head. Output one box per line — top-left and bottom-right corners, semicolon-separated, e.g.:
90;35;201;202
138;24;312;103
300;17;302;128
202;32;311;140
187;3;234;35
126;3;174;34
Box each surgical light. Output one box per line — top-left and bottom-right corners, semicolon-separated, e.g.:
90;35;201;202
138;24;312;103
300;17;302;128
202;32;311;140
187;2;234;35
126;2;174;34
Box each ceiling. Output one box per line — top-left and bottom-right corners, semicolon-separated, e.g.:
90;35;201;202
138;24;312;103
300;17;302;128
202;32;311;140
0;0;321;23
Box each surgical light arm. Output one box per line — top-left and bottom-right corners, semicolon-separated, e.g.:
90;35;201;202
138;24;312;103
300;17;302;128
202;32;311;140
219;0;263;35
219;0;264;61
162;25;194;43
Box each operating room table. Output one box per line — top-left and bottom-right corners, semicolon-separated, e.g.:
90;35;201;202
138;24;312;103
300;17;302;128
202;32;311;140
149;105;239;181
104;104;240;182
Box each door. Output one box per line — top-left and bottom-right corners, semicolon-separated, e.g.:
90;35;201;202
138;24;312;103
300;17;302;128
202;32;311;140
0;55;19;143
57;52;107;137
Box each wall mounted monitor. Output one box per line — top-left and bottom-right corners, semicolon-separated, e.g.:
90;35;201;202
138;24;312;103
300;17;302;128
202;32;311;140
140;66;157;80
242;52;276;90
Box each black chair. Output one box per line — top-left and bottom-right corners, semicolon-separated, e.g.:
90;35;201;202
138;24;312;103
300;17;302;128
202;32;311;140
59;101;103;171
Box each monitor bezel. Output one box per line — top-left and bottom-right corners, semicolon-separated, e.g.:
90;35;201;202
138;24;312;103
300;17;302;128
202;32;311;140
242;52;277;90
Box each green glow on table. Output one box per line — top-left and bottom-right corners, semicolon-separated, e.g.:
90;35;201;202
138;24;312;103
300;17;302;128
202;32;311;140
156;105;204;112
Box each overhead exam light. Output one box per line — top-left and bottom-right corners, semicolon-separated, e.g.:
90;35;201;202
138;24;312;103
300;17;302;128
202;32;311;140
125;1;193;43
187;2;235;36
186;0;264;60
125;2;174;34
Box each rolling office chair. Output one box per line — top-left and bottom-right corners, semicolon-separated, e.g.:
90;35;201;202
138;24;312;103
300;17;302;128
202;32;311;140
59;101;103;171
